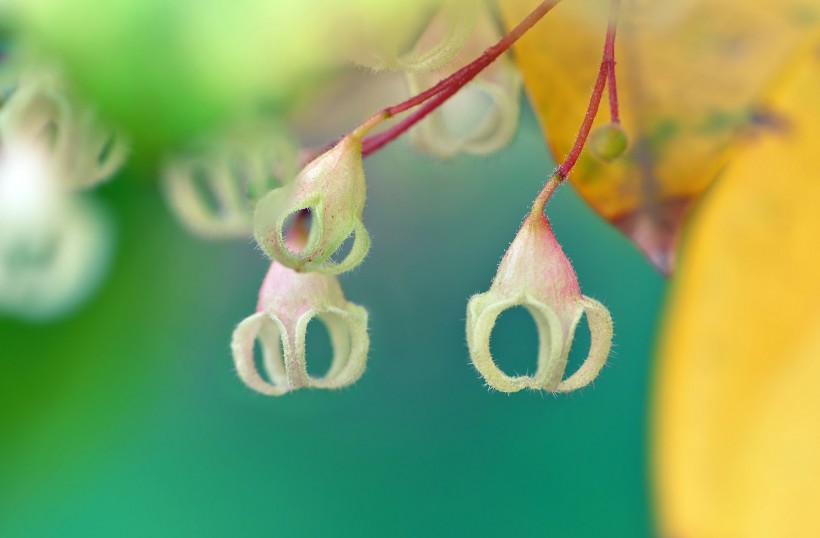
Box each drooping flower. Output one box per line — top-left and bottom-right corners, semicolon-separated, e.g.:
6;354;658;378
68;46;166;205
253;133;370;274
405;4;522;159
0;69;127;190
0;67;121;320
0;125;112;320
162;130;297;239
231;240;370;396
466;182;613;393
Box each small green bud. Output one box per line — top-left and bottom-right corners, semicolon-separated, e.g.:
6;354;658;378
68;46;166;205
589;123;629;162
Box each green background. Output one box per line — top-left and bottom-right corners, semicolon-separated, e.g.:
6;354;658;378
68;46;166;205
0;112;665;537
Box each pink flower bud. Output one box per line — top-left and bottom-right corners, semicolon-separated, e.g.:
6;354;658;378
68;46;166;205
466;195;613;393
253;134;370;275
231;259;369;396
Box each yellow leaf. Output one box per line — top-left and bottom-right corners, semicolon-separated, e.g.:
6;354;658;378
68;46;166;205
653;37;820;538
499;0;819;274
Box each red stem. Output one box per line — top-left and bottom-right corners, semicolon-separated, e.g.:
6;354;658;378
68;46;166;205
362;0;561;157
554;0;620;180
606;6;621;124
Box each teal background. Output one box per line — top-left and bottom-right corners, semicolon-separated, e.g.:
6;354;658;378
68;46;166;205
0;112;666;537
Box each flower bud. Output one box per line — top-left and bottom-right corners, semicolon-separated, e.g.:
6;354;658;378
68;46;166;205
253;134;370;274
231;258;369;396
0;139;112;320
588;123;629;162
466;200;613;393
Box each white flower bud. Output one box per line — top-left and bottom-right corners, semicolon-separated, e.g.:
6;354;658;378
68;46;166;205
0;139;112;320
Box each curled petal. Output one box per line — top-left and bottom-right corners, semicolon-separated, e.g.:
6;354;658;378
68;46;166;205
232;311;292;396
231;264;369;396
254;135;369;274
296;306;370;390
466;290;580;392
163;155;252;238
555;296;614;393
162;132;297;239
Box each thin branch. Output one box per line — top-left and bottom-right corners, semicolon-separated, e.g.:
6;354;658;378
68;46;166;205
361;0;562;157
533;0;621;214
554;0;620;180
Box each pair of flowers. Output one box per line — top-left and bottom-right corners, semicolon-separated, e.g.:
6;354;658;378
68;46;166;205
232;133;613;396
223;0;613;396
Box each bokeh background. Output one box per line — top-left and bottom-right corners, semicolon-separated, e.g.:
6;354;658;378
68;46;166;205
0;109;665;536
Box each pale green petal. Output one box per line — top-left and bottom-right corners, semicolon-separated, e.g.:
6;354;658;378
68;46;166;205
231;311;292;396
162;155;254;239
555;296;614;393
466;290;566;393
300;304;370;389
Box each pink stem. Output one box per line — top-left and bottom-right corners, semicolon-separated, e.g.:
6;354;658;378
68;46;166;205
362;0;561;157
532;0;620;214
554;0;620;180
606;5;621;124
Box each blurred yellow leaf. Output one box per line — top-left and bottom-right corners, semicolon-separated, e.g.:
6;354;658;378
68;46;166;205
499;0;818;274
653;37;820;538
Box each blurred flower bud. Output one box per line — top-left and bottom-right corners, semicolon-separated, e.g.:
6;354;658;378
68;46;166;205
253;134;370;274
406;6;521;158
0;69;127;190
231;255;370;396
354;0;477;73
589;123;628;162
162;130;297;239
466;197;613;393
0;139;112;320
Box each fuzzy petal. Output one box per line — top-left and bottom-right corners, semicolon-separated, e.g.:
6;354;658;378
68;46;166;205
555;296;614;393
466;290;569;392
231;311;292;396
